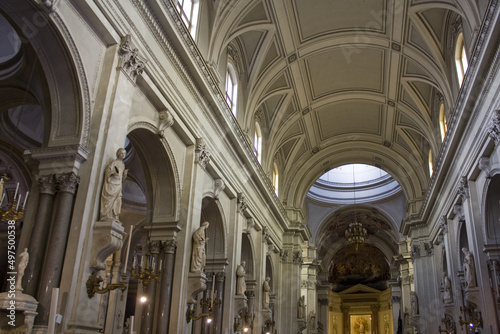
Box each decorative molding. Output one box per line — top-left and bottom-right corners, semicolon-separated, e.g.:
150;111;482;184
195;138;211;168
424;242;433;256
148;240;161;254
118;34;147;83
439;313;456;334
214;179;225;199
439;216;448;234
246;217;255;233
478;156;491;177
411;244;421;259
391;296;401;303
157;110;174;137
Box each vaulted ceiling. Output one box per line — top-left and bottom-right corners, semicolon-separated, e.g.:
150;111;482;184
207;0;481;212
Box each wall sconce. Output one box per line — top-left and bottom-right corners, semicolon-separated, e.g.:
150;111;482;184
262;319;275;334
438;313;456;333
459;304;482;331
86;272;127;298
234;308;254;333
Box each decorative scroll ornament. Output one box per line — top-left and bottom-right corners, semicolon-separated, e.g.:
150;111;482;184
158;110;174;138
214;179;225;199
457;176;469;201
237;192;247;213
487;110;500;146
118;35;147;83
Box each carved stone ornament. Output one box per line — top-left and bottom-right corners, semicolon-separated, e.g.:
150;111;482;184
424;242;433;256
410;291;419;315
439;216;448;234
195;138;211;168
454;204;465;223
411;244;421;259
246;217;255;233
57;172;79;194
90;221;127;271
237;192;247;213
487;110;500;146
118;35;147;83
280;249;289;262
37;174;57;195
148;240;162;254
214;178;225;198
478;156;491;177
391;296;401;303
458;176;469;201
157;110;174;137
439;313;456;333
293;250;303;265
163;240;177;254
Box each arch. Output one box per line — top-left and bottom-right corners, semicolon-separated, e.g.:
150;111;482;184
241;233;255;279
201;196;227;261
126;127;179;223
0;2;90;149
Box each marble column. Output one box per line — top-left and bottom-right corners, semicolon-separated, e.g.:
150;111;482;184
141;241;161;334
214;272;225;334
371;305;380;334
156;240;176;333
341;306;350;334
35;172;79;326
24;175;57;297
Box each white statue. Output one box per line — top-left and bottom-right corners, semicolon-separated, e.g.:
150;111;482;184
191;221;209;272
442;272;452;302
236;261;246;295
263;277;271;308
100;148;128;222
16;248;29;291
462;247;477;288
298;295;305;319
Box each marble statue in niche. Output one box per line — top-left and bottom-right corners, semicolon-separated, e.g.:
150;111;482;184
263;276;271;308
191;221;209;272
236;261;246;295
462;247;477;288
100;148;128;222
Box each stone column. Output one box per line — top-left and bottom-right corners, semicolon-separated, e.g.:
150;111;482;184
23;175;57;297
317;297;329;334
371;305;380;334
341;305;350;334
35;172;79;326
156;240;176;333
141;241;161;334
214;272;225;334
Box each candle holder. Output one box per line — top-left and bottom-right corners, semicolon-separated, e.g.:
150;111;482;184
130;253;161;288
458;303;482;330
86;272;128;298
234;308;254;333
0;174;29;221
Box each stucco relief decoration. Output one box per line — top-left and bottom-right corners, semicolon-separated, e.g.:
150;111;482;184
487;110;500;146
195;138;211;168
410;244;421;259
439;216;448;234
214;179;225;198
458;176;469;201
280;249;289;262
118;35;147;83
157;110;174;138
293;250;303;266
237;192;247;213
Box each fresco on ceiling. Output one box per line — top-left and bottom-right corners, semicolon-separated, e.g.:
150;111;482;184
328;243;390;292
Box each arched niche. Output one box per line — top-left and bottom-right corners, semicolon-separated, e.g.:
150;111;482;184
241;233;254;279
126;128;178;224
485;175;500;241
458;219;469;267
201;196;227;270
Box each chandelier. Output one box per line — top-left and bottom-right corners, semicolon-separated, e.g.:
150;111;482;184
0;174;28;221
345;216;367;252
344;165;367;251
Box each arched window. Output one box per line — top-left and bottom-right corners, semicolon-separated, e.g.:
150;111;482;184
428;149;434;176
176;0;200;37
455;33;468;86
273;163;279;196
439;103;447;141
225;64;238;115
254;121;262;163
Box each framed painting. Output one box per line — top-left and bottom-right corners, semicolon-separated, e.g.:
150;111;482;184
350;314;371;334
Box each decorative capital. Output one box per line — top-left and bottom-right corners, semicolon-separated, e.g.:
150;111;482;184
37;174;57;195
453;204;465;223
215;272;226;282
293;250;303;266
411;244;421;259
424;242;433;256
118;35;146;83
149;240;162;254
158;110;174;137
195;138;211;168
318;298;329;306
56;172;79;194
163;240;177;254
237;192;247;213
391;296;401;303
280;249;289;263
214;179;225;198
488;110;500;146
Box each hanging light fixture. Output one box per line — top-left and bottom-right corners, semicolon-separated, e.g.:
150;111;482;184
345;165;367;252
